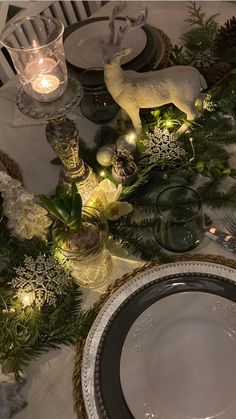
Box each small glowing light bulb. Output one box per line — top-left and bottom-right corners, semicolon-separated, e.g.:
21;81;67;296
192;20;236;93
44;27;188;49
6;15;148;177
99;170;106;177
21;292;34;307
165;120;173;128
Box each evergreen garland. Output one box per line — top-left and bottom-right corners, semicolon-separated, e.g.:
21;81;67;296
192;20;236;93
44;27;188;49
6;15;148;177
0;218;97;375
182;1;220;54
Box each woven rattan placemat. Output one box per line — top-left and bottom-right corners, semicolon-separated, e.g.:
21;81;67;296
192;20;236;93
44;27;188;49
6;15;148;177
156;28;172;69
0;149;23;184
73;254;236;419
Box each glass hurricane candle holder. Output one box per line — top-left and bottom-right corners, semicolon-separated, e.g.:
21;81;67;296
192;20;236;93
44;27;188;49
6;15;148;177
0;15;67;102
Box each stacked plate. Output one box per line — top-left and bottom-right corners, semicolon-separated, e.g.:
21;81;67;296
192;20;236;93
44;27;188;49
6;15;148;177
64;17;165;82
81;261;236;419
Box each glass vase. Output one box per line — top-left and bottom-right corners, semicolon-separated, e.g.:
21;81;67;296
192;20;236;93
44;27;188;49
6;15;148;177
0;16;67;102
52;207;112;289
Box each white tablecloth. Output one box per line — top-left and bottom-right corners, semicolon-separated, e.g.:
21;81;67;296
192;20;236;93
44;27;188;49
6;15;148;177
0;2;234;418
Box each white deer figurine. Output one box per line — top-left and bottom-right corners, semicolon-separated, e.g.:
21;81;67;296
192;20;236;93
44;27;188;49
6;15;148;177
103;4;207;135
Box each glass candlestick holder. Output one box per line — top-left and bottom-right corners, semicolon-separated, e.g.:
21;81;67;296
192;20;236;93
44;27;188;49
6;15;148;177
0;15;67;102
16;76;98;201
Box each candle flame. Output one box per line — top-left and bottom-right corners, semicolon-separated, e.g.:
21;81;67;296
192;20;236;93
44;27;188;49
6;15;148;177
32;74;60;94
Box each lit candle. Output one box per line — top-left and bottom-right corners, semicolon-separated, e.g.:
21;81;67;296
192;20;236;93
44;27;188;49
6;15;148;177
25;57;60;96
32;74;60;94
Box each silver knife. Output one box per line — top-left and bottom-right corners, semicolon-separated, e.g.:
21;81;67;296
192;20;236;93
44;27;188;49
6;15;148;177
206;227;236;253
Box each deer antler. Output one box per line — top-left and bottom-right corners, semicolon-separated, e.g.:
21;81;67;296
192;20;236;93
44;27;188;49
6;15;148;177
108;1;127;45
116;7;148;46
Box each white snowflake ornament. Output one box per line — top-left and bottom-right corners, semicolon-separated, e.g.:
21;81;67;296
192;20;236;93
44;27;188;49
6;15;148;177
11;254;70;308
142;127;189;168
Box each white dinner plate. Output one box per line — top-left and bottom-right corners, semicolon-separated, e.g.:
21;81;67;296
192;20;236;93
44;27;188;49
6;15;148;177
120;291;236;419
81;261;236;419
64;19;147;69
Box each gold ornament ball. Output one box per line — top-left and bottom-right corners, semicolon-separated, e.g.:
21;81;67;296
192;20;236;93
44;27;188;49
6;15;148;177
96;146;114;167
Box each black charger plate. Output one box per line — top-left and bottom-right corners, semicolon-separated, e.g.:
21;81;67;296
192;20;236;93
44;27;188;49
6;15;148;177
94;272;236;419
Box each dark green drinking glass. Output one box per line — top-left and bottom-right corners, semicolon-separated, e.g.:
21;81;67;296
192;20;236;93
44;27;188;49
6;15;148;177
80;68;119;124
154;186;205;252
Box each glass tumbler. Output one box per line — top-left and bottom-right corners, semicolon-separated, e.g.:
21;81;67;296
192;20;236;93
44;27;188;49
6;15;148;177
80;68;119;124
0;15;67;102
154;186;205;252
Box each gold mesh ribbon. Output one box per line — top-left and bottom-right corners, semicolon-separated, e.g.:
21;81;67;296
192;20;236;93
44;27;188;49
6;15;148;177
73;254;236;418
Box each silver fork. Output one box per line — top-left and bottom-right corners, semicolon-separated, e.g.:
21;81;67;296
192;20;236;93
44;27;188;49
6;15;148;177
222;215;236;236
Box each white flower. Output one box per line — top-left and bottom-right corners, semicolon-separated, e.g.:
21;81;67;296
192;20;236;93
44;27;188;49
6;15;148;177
94;179;122;204
86;179;122;210
87;179;133;220
104;201;133;221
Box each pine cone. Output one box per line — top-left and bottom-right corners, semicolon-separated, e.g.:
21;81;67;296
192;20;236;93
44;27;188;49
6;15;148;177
215;16;236;49
203;62;233;86
112;148;136;177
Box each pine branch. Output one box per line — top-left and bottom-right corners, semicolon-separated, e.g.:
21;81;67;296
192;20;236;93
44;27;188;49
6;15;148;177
128;197;156;214
121;165;154;199
182;1;219;53
121;217;156;229
185;2;206;27
196;180;236;208
110;222;168;261
0;276;96;374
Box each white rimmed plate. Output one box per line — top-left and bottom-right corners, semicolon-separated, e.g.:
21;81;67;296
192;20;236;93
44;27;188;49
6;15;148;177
81;261;236;419
64;19;147;69
120;291;236;419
